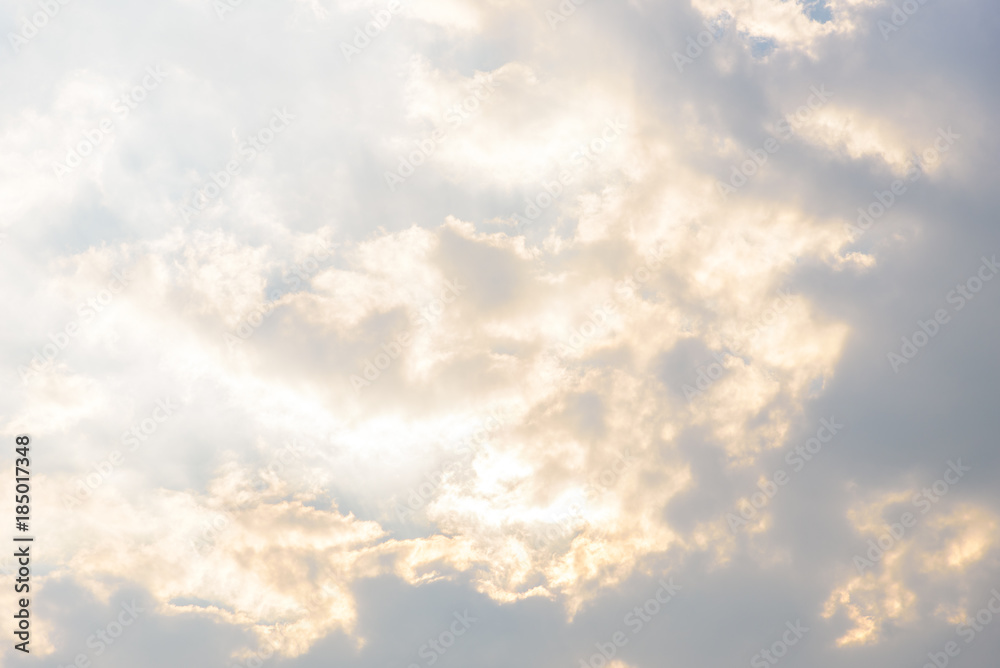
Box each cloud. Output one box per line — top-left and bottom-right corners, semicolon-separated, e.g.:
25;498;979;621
2;0;1000;665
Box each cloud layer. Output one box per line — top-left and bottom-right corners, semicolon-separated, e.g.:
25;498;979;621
2;0;999;666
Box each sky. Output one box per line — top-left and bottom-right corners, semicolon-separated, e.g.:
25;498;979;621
1;0;999;666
